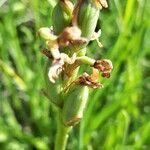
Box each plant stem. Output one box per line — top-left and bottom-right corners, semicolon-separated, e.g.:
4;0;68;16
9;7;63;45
55;110;72;150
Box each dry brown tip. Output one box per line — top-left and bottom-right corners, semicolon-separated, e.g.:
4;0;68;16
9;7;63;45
77;72;103;89
58;26;87;47
93;59;113;78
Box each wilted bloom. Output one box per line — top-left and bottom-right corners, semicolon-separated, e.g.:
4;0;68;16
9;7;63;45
93;59;113;78
58;26;87;47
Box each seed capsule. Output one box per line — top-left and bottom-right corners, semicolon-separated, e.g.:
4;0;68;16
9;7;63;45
62;84;89;126
73;0;100;38
52;0;73;35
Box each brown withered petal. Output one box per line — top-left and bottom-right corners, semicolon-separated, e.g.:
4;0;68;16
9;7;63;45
93;59;113;78
77;73;103;89
58;26;87;47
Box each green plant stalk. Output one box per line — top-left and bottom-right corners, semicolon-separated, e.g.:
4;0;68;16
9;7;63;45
46;0;102;149
54;48;90;149
55;110;72;150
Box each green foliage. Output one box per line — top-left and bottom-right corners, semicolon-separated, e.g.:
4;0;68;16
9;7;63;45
0;0;149;149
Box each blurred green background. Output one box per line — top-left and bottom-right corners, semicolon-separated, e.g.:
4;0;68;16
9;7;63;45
0;0;150;149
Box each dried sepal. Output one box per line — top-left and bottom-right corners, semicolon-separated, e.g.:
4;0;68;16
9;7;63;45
77;72;103;89
93;59;113;78
58;26;87;47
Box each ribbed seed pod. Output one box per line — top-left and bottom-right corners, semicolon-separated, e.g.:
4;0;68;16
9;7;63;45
44;60;63;107
77;0;100;38
52;0;73;35
62;84;89;126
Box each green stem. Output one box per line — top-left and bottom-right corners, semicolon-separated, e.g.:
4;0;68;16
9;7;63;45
55;110;72;150
77;56;95;65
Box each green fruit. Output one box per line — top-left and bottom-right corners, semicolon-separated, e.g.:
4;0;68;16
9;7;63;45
62;84;89;126
78;0;100;38
52;0;73;35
